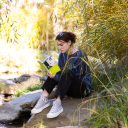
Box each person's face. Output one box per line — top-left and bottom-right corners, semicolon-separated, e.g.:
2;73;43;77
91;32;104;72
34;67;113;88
56;40;71;53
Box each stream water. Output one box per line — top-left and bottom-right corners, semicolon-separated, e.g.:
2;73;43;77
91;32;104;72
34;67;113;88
0;112;31;128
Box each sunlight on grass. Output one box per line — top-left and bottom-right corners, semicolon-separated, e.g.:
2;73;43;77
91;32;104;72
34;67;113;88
33;120;46;128
0;40;40;73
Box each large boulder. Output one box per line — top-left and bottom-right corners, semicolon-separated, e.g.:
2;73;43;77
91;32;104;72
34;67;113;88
25;93;97;128
56;126;88;128
0;89;42;123
0;74;47;94
13;74;47;83
0;103;22;123
89;56;128;77
0;79;18;94
0;89;56;123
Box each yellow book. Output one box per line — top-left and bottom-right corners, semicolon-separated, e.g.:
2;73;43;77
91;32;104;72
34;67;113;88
37;56;61;75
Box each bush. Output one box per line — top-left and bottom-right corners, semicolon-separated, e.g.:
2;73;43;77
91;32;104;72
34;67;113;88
13;84;42;98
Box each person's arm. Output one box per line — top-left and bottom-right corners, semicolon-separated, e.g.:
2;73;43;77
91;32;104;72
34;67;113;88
82;52;91;79
52;71;61;82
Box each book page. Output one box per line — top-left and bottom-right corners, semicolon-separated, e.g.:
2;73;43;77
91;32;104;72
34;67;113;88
44;56;56;69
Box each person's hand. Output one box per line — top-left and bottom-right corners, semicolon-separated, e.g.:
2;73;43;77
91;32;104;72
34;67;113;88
46;71;55;78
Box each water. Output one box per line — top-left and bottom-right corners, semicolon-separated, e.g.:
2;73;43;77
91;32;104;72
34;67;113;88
0;73;21;80
0;112;31;128
0;72;43;80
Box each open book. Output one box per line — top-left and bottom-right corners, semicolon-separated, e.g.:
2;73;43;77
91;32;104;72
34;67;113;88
37;56;61;75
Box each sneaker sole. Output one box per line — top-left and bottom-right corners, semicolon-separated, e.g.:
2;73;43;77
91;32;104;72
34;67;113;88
47;108;63;118
31;102;50;114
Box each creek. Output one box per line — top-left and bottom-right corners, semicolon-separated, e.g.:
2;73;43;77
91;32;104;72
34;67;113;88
0;72;43;79
0;112;31;128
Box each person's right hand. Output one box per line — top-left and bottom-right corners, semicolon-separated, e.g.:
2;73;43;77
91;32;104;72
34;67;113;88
46;71;55;78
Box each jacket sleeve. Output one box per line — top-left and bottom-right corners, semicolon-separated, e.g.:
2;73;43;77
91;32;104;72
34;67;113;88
52;72;61;82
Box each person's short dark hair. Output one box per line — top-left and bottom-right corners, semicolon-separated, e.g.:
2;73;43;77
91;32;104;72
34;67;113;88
56;32;76;46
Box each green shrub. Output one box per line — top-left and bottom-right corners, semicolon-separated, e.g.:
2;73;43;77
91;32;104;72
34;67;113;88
13;84;42;99
81;78;128;128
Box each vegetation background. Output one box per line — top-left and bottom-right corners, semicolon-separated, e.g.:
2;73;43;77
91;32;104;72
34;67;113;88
0;0;128;127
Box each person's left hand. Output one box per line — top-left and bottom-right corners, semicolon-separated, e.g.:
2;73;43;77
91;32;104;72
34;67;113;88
46;71;55;78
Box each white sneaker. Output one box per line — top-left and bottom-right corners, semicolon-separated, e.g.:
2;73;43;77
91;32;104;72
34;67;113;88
31;96;50;114
47;100;63;118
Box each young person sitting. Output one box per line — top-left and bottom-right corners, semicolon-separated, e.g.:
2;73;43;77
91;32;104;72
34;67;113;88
31;32;92;118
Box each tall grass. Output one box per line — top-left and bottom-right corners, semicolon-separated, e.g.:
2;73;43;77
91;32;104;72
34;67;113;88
78;77;128;128
80;48;128;127
58;1;128;127
60;0;128;62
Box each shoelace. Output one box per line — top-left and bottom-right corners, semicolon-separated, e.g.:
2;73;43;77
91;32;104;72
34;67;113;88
41;96;48;102
50;101;59;113
35;96;48;108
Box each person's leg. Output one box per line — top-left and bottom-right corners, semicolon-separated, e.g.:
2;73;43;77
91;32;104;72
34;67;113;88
45;80;63;118
31;77;58;114
41;89;49;97
55;70;87;101
47;70;87;118
47;97;63;118
42;76;58;95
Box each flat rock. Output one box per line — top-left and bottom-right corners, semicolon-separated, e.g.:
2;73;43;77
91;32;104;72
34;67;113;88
57;126;88;128
25;93;97;128
0;89;56;123
11;89;43;108
0;103;22;123
0;90;42;123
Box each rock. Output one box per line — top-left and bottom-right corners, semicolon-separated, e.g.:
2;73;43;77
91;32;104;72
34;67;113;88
0;89;42;123
0;74;47;94
14;74;47;83
0;79;18;94
57;126;88;128
89;56;109;75
25;93;97;128
89;56;127;78
11;89;43;109
0;103;22;123
0;89;56;123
